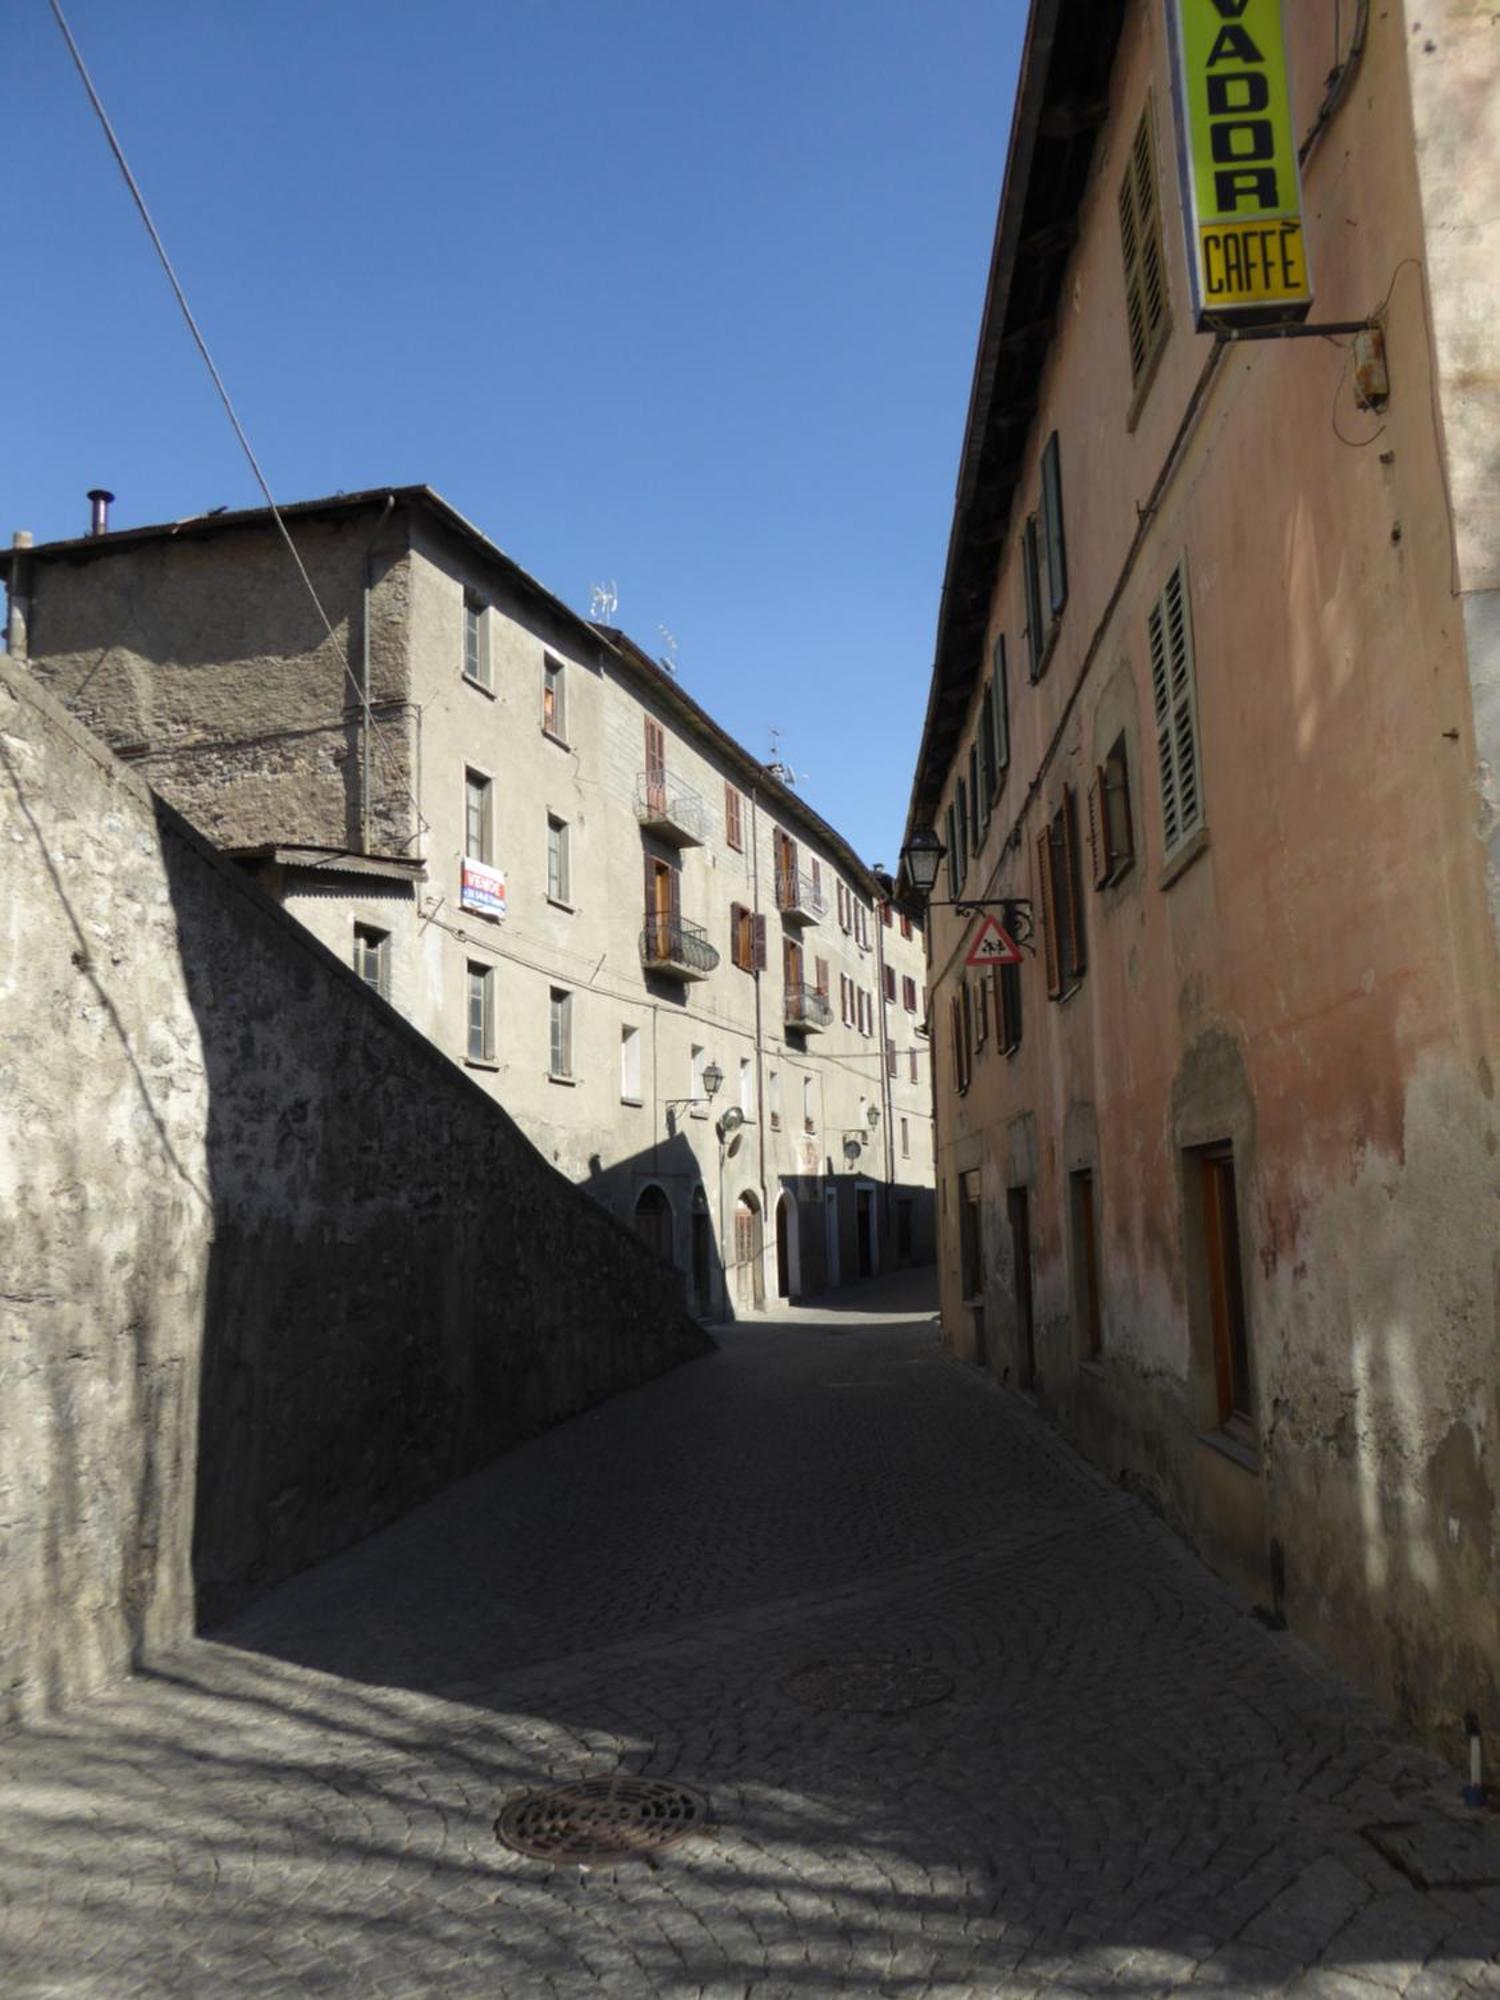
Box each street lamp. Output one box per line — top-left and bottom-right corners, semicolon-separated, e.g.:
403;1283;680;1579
899;825;1034;942
701;1060;724;1100
899;825;945;898
865;1103;880;1130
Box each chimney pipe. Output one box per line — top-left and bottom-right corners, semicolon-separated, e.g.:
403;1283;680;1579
87;488;115;537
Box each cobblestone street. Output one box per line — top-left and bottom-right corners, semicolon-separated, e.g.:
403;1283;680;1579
3;1270;1498;1998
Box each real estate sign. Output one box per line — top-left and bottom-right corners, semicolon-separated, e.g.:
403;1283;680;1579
460;858;506;919
1167;0;1312;329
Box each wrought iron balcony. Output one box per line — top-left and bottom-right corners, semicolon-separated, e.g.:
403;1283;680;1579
640;912;719;982
784;982;832;1032
635;768;707;848
776;866;825;925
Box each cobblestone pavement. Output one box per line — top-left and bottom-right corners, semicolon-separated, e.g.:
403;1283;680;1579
4;1269;1499;1998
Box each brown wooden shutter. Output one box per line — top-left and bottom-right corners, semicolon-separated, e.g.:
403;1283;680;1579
814;955;829;997
1036;827;1061;998
730;901;745;969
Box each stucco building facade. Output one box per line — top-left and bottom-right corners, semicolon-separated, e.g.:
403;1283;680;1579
5;488;934;1317
905;0;1499;1752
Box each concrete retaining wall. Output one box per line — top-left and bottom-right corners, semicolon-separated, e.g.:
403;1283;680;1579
0;659;709;1723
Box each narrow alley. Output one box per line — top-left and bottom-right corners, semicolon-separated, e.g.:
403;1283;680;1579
3;1273;1497;1999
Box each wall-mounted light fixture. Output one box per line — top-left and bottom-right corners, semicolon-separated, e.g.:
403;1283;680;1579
899;826;1033;940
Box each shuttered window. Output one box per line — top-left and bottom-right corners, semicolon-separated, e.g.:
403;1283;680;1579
729;901;766;971
968;744;981;854
1022;515;1045;681
1037;788;1086;998
1087;732;1136;888
954;780;969;887
996;959;1022;1053
1119;99;1169;390
1147;560;1204;862
725;782;743;851
1041;432;1068;619
945;804;960;899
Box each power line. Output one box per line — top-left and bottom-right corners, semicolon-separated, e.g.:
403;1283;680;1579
49;0;426;841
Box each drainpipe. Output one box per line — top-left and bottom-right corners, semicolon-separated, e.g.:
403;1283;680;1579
749;787;769;1285
873;892;897;1247
360;493;396;853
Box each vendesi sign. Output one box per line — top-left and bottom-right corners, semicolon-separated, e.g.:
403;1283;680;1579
460;857;506;919
1166;0;1312;329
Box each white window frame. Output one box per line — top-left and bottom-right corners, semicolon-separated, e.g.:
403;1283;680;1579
546;812;570;906
620;1023;642;1104
463;592;490;689
464;768;493;864
549;987;573;1080
466;961;495;1063
353;922;390;1000
543;655;567;741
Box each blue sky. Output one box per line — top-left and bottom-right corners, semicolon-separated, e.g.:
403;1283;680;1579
4;1;1022;865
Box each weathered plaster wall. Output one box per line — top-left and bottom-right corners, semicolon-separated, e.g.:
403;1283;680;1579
929;0;1500;1753
0;659;709;1723
18;513;416;855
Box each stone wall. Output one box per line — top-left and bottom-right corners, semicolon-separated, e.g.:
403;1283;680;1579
0;658;709;1723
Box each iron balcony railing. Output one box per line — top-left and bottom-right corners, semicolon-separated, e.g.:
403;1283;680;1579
635;768;708;847
775;866;826;921
784;982;832;1031
640;912;719;979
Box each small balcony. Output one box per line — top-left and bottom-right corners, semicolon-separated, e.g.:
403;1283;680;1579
784;982;832;1033
640;913;719;982
635;769;707;848
776;866;825;925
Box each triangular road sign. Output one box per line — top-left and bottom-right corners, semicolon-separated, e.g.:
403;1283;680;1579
965;914;1023;967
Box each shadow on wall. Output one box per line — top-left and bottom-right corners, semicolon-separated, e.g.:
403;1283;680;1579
0;657;711;1718
160;813;715;1629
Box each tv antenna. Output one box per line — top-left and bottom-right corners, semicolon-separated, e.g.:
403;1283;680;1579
767;727;800;787
588;579;619;621
658;625;679;676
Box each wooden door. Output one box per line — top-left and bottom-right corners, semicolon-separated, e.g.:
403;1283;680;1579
1202;1150;1252;1424
1008;1187;1035;1388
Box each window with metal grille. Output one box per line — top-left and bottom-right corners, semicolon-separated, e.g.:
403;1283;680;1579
1147;561;1204;863
549;988;572;1079
464;769;492;863
463;594;489;687
546;814;570;904
1088;733;1136;888
353;923;390;999
466;961;494;1062
543;656;566;739
1035;787;1086;998
1119;99;1169;394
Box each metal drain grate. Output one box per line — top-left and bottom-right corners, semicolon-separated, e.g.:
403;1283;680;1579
783;1658;954;1715
495;1778;708;1863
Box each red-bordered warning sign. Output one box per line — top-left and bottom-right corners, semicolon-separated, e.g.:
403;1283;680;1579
965;914;1023;967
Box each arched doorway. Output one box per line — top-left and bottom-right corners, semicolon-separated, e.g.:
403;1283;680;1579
775;1190;800;1300
633;1184;674;1266
690;1185;713;1316
733;1192;765;1311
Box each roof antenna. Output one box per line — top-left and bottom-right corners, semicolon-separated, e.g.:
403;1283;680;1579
588;579;618;621
657;625;679;676
766;727;799;787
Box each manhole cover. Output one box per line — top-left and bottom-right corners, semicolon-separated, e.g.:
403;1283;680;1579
783;1658;954;1715
1364;1820;1500;1890
495;1778;708;1863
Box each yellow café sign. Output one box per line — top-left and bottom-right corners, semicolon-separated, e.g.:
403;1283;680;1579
1167;0;1313;328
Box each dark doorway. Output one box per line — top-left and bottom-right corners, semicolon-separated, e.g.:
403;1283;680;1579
1008;1186;1036;1388
1201;1147;1253;1427
691;1186;712;1315
633;1184;674;1265
896;1198;913;1265
960;1170;985;1368
855;1187;873;1278
775;1194;792;1298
